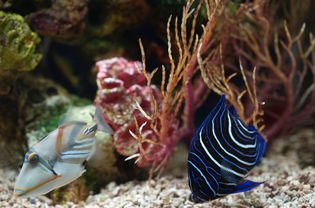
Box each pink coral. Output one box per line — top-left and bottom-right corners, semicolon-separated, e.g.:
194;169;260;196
95;57;163;167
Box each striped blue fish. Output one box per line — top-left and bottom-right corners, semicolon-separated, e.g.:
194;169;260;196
14;106;113;197
187;95;266;202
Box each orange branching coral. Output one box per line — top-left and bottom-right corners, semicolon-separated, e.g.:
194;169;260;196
208;1;315;139
127;0;226;177
198;46;265;133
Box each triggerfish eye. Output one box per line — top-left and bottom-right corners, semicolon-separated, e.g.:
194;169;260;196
28;152;39;164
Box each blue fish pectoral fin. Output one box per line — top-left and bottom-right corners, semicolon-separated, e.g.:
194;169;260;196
233;180;264;193
220;159;239;184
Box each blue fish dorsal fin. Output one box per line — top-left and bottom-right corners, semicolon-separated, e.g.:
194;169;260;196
256;134;266;164
217;95;226;109
247;124;257;132
227;105;238;117
197;95;226;130
204;95;227;122
233;180;264;193
212;95;227;114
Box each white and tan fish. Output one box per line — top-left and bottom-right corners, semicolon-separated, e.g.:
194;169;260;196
14;107;113;197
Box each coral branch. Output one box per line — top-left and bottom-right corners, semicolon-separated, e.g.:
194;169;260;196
217;1;315;139
128;0;226;176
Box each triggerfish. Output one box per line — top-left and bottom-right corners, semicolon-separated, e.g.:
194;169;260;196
14;107;113;197
187;95;266;202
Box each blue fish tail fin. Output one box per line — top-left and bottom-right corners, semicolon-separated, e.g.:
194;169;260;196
94;105;114;135
234;180;263;193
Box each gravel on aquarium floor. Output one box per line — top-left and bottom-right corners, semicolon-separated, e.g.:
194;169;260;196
1;129;315;208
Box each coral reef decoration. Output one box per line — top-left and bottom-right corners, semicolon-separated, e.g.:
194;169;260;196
27;0;88;40
0;11;42;72
88;0;150;37
0;0;11;9
95;57;164;168
94;0;227;177
198;0;315;139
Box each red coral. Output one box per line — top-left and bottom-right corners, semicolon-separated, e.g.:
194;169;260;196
95;57;163;167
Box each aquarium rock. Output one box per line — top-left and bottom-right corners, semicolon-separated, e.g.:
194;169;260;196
0;75;68;169
27;0;88;40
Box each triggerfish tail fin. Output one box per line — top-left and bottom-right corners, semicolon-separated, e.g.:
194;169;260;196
233;180;264;194
94;106;114;135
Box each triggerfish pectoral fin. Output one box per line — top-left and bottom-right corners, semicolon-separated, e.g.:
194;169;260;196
233;180;264;194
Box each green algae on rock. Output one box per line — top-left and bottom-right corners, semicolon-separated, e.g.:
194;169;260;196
50;178;89;204
0;11;42;72
25;96;91;147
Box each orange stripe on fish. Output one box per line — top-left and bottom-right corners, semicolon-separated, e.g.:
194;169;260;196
56;126;65;155
14;174;61;194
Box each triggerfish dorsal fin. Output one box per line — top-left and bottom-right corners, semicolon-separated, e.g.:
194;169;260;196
94;106;114;135
233;180;264;194
58;121;87;128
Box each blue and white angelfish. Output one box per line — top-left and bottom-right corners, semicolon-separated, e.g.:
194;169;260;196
187;95;266;202
14;107;113;197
